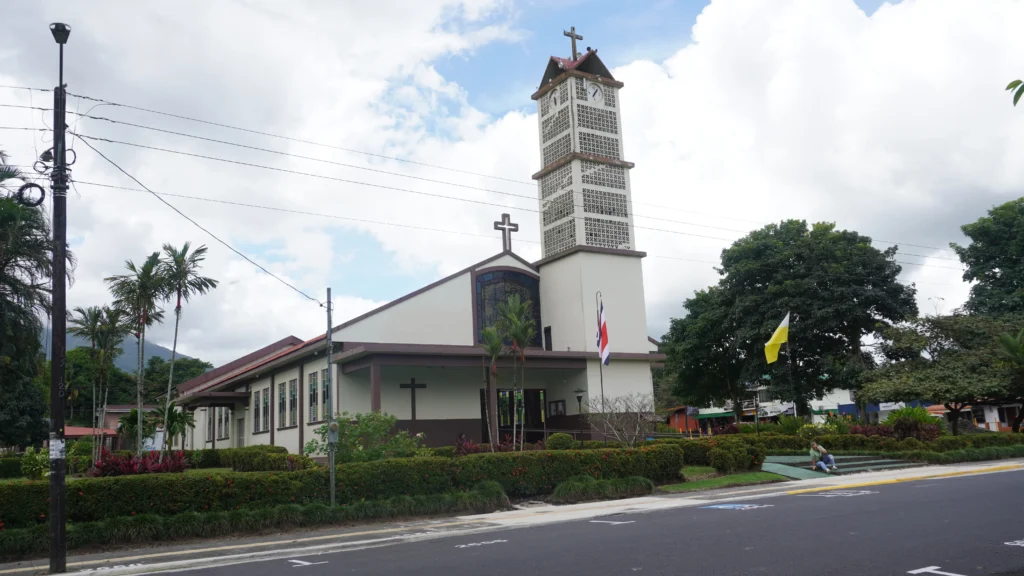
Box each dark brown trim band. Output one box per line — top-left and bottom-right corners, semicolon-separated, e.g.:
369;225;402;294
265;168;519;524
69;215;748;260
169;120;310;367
532;152;635;181
533;245;647;268
298;361;305;448
531;70;624;101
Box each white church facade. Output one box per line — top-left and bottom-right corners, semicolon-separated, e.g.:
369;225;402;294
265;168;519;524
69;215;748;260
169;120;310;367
175;38;665;449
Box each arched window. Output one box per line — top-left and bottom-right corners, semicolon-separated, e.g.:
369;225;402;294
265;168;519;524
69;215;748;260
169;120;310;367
475;269;542;347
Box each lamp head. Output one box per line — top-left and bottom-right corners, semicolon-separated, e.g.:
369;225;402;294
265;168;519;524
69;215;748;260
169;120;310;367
50;23;71;45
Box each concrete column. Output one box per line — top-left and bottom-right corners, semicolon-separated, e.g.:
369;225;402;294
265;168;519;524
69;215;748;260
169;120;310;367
370;361;382;413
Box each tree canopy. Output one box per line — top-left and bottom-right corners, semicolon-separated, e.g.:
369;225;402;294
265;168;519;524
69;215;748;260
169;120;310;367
952;198;1024;316
861;314;1017;434
144;356;212;401
665;220;918;414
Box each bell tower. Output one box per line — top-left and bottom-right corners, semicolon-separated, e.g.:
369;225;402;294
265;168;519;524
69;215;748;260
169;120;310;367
532;29;636;259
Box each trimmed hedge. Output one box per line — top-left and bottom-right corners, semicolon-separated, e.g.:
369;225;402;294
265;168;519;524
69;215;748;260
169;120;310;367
551;475;654;503
0;459;21;479
226;452;316;472
546;433;575;450
453;445;682;497
0;482;511;560
0;445;683;529
428;446;457;458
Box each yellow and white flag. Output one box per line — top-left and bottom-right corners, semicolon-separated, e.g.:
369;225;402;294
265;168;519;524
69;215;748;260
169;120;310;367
764;312;790;364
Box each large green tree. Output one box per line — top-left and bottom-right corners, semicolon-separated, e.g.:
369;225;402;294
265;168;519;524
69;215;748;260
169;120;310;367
157;242;217;455
0;150;70;447
997;327;1024;432
862;314;1015;434
665;220;918;415
951;198;1024;316
665;286;748;421
106;253;168;454
143;356;212;401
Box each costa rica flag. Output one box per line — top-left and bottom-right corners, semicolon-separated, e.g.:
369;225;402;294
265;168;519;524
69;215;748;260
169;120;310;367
596;300;610;365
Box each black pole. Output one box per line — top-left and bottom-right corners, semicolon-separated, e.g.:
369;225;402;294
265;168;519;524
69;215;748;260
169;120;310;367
49;36;69;574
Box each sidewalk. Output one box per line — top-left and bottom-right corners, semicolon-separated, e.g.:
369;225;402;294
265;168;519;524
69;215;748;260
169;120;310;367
2;458;1020;576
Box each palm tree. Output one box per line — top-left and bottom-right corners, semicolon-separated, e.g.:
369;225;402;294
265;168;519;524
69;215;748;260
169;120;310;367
496;294;537;450
95;306;129;458
118;409;157;451
106;253;168;455
69;306;104;449
157;243;217;456
998;328;1024;432
480;326;504;451
154;401;195;451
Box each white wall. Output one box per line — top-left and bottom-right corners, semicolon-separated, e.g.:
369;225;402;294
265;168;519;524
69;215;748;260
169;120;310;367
538;255;587;352
582;358;653;409
539;251;651;355
335;272;473;346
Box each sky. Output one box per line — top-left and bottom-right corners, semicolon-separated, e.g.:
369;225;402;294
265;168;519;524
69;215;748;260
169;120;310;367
2;0;1023;366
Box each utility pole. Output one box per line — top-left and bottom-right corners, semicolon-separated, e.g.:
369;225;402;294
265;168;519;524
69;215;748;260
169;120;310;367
48;22;71;575
325;288;335;506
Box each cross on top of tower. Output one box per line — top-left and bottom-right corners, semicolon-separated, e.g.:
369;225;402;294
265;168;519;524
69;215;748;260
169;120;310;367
563;26;583;61
493;213;519;252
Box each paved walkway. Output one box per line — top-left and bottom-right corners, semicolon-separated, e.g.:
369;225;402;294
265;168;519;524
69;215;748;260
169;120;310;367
763;454;925;479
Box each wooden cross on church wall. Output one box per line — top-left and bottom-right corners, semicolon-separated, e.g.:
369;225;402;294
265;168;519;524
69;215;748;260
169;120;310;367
400;378;427;421
494;213;519;252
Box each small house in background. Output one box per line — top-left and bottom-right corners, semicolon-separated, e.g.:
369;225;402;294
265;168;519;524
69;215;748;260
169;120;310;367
664;406;701;433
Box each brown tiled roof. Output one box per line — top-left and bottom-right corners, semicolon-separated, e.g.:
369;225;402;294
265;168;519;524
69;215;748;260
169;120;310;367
177;336;304;394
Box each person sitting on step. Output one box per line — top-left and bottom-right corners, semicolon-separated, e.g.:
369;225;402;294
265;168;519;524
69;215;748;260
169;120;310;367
810;441;837;473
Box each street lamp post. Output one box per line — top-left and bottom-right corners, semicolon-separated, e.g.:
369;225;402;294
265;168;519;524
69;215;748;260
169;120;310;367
47;21;71;575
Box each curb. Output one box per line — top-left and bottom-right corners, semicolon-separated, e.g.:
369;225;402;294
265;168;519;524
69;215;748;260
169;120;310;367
783;463;1024;495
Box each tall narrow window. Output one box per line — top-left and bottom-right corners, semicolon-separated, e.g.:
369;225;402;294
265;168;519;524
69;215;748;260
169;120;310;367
321;368;331;420
289;379;298;426
262;387;270;432
308;371;318;423
278;382;286;428
224;409;231;439
543;326;552;351
253;390;260;432
207;409;214;442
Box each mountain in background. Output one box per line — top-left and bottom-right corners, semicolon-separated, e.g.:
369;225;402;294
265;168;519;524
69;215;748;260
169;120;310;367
41;327;189;373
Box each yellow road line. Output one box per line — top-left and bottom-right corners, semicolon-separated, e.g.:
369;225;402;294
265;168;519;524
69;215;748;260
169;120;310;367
784;464;1024;495
0;520;481;575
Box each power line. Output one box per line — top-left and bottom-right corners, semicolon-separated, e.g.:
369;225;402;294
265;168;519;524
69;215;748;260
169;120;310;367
3;98;973;259
61;90;538;187
74;177;964;283
74;137;325;306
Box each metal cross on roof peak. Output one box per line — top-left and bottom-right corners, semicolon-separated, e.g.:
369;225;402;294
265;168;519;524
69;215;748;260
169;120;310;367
563;26;583;61
493;213;519;252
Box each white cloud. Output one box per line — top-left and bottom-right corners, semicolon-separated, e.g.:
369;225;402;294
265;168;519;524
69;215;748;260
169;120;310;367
3;0;1024;366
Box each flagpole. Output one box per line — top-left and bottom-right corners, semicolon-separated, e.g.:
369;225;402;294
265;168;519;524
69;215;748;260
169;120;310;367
786;339;797;419
595;291;606;414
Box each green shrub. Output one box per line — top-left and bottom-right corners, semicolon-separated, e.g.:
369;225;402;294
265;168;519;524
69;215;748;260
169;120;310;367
582;440;624;449
333;457;455;502
228;452;316;472
550;475;653;503
0;459;21;479
20;448;47;480
0;484;511;560
899;438;924;451
967;433;1024;448
452;445;682;497
777;415;804;435
932;437;970;452
880;438;901;452
304;412;423;462
429;446;457;458
185;449;222;469
546;433;576;450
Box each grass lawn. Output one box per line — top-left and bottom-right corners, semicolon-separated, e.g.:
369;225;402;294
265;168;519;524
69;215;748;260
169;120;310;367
661;471;787;493
681;466;716;479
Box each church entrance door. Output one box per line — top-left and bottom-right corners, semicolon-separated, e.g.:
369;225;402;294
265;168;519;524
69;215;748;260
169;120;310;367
480;388;547;445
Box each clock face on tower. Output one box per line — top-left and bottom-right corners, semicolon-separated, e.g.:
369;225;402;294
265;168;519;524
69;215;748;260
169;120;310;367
587;81;603;102
549;90;561;108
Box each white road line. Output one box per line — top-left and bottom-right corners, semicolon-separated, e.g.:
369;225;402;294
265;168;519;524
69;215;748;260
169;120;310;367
589;520;635;525
907;567;968;576
288;559;328;567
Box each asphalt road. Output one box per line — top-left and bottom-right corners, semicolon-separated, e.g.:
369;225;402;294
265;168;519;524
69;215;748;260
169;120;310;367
183;470;1024;576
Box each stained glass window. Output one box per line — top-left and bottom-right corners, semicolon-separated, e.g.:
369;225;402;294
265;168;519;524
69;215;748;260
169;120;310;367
475;270;542;347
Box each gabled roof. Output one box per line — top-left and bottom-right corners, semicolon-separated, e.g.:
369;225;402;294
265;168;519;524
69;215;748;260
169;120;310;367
180;250;538;401
540;50;614;86
332;250;537;332
534;50;622;100
178;336;304;394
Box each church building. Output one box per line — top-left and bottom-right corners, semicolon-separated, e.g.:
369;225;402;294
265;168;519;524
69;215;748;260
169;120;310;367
175;32;665;450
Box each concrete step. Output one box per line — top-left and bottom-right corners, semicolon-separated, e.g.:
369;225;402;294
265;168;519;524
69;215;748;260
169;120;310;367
835;462;927;475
